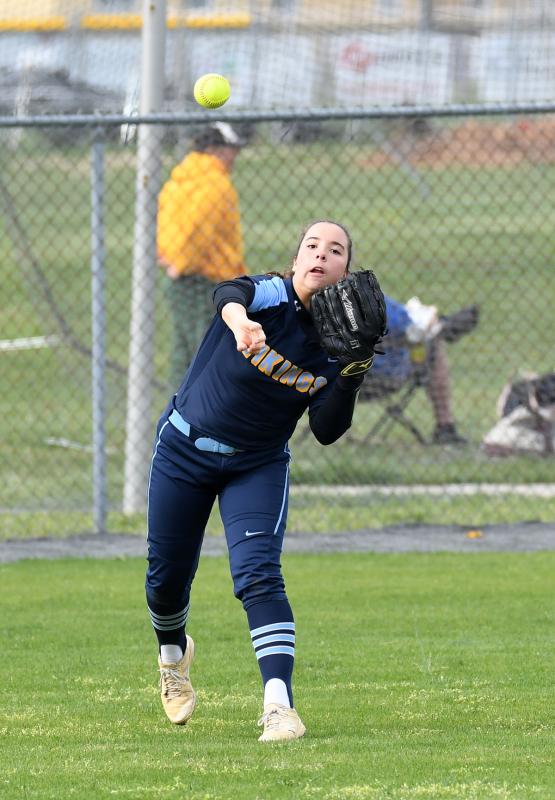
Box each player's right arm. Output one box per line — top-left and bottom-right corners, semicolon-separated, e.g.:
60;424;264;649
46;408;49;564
215;277;268;356
221;303;266;356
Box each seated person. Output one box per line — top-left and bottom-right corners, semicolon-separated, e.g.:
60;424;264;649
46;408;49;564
362;296;479;445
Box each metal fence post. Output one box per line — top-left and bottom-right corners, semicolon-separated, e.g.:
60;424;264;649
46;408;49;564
123;0;167;514
90;128;107;533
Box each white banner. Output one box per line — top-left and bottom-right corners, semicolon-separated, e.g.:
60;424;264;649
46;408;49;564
332;32;452;106
471;32;555;103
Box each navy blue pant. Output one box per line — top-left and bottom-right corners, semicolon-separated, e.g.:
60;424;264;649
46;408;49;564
146;411;292;627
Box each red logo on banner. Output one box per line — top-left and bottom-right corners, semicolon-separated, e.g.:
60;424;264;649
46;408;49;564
340;42;376;73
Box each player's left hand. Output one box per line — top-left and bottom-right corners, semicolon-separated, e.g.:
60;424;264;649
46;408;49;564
310;269;388;377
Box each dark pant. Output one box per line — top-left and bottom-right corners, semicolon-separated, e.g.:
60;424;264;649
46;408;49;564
164;274;215;392
146;411;292;623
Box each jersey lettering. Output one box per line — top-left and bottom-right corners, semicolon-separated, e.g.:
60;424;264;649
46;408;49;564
258;349;284;376
279;365;303;386
295;372;315;393
243;347;328;396
309;375;328;396
247;345;270;366
272;360;292;380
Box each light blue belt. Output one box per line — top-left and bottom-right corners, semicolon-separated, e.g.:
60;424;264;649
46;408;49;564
169;410;240;456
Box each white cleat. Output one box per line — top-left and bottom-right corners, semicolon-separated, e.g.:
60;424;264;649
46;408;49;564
158;635;196;724
258;703;306;742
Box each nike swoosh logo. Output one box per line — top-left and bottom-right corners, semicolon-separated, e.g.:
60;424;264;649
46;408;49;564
245;530;266;537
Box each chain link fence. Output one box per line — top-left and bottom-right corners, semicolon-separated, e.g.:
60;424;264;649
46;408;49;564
1;108;554;537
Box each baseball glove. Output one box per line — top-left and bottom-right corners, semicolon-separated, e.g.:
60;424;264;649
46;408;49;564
310;269;388;377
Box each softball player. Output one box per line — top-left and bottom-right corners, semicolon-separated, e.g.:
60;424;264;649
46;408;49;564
147;220;365;742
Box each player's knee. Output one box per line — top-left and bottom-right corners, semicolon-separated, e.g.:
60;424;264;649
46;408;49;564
236;576;286;610
228;534;285;606
145;582;188;613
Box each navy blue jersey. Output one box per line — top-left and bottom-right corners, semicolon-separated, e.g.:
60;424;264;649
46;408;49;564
174;275;341;450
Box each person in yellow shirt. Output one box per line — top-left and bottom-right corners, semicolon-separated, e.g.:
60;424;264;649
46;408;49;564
157;122;248;389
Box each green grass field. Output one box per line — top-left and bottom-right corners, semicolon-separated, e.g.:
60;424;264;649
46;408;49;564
1;123;555;534
1;551;553;799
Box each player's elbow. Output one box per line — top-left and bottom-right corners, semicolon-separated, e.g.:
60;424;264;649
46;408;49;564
310;421;350;446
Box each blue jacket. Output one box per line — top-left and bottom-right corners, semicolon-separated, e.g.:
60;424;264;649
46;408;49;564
371;295;412;379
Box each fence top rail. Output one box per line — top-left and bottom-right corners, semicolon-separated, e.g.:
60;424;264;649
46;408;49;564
1;102;555;128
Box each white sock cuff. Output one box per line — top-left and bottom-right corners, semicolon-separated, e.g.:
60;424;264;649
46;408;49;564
160;644;183;664
264;678;291;709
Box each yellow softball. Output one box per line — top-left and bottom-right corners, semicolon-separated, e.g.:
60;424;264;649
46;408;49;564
193;73;231;109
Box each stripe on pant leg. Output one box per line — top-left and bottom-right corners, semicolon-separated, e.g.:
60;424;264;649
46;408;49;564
146;419;171;540
273;447;291;534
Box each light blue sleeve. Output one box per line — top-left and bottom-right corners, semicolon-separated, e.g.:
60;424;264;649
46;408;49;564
247;275;288;312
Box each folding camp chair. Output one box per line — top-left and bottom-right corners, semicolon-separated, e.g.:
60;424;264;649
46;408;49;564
355;343;431;446
353;305;480;446
296;305;479;447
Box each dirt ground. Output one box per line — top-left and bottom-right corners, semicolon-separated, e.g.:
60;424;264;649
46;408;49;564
360;117;555;169
1;521;553;564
